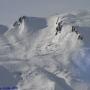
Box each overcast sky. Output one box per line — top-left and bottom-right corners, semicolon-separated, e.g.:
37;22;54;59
0;0;90;26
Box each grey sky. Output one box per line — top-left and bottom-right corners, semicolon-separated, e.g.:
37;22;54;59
0;0;90;26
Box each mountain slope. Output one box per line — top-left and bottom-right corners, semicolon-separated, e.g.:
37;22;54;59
0;11;90;90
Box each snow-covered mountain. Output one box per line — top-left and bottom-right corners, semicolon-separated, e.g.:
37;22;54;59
0;11;90;90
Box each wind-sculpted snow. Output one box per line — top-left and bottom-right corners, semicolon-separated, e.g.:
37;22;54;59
18;67;73;90
0;11;90;90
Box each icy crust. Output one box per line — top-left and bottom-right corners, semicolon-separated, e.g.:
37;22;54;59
0;11;90;90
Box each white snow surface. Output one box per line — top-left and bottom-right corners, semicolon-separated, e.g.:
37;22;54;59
0;11;90;90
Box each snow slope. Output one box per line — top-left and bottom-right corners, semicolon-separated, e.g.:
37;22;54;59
0;11;90;90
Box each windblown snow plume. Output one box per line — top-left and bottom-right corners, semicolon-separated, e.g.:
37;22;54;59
0;11;90;90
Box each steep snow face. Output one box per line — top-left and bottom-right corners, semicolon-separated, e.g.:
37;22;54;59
0;11;90;90
4;16;48;59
